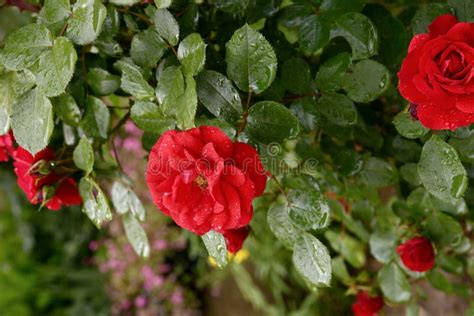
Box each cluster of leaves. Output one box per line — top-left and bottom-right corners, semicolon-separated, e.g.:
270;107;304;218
0;0;473;314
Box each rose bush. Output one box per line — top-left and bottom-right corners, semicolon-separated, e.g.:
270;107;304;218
0;0;473;315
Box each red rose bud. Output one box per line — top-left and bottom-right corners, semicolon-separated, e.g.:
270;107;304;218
223;226;250;254
13;147;82;210
351;291;384;316
146;126;267;235
0;132;15;162
398;14;474;130
397;236;435;272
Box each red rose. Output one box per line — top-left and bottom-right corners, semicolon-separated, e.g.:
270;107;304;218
146;126;267;235
223;226;250;254
398;14;474;130
13;147;82;210
396;236;435;272
0;132;15;162
351;291;384;316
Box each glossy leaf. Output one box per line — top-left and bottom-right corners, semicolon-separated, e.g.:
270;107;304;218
202;230;228;268
11;88;54;155
66;0;107;45
378;262;411;303
418;135;468;202
288;190;331;231
131;29;168;68
293;232;332;288
79;177;113;228
178;33;206;76
226;24;277;94
196;70;243;123
131;101;175;133
246;101;300;144
153;9;179;46
122;212;150;258
73;137;94;175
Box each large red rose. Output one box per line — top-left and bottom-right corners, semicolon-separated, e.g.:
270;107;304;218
146;126;267;235
13;147;82;210
351;291;384;316
396;236;435;272
398;14;474;130
0;132;14;162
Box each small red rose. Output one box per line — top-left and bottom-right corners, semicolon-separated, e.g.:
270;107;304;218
398;14;474;130
0;132;15;162
351;291;384;316
223;226;250;254
146;126;267;235
397;236;435;272
13;147;82;210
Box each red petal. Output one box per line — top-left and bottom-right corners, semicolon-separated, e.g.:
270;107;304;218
417;102;474;130
456;95;474;113
428;14;458;38
232;142;268;197
199;126;233;158
408;34;430;53
223;226;250;254
445;22;474;46
56;178;82;207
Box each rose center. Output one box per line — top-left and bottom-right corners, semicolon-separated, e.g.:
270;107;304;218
437;49;465;78
194;174;208;190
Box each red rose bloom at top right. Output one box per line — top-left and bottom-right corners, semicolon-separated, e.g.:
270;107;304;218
398;14;474;130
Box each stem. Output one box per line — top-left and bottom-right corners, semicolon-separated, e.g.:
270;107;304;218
110;111;131;135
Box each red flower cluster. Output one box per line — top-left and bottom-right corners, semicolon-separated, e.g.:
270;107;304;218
398;14;474;130
146;126;267;251
397;236;435;272
351;291;384;316
0;132;14;162
13;147;82;211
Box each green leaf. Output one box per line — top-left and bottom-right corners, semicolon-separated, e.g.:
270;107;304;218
320;0;364;19
109;0;141;5
393;111;429;139
331;256;352;285
52;94;81;127
369;230;397;263
175;74;197;129
131;101;175;133
411;4;453;34
73;137;94;175
246;101;300;144
153;9;179;46
196;70;242;123
424;211;464;247
315;52;351;93
449;134;474;164
116;60;155;101
331;12;378;60
79;177;113;228
267;204;303;249
359;157;397;187
202;230;228;268
2;24;53;71
325;230;366;268
400;163;422;186
298;15;330;54
281;57;311;95
293;232;332;288
316;93;357;126
131;29;168;68
87;68;121;96
156;65;184;105
11;88;54;155
111;181;146;221
378;262;411;303
448;0;474;22
0;70;36;134
39;0;71;34
122;212;150;258
418;135;467;202
178;33;207;76
66;0;107;45
155;0;172;9
288;190;331;231
80;96;110;140
226;24;277;94
33;37;77;97
342;59;390;103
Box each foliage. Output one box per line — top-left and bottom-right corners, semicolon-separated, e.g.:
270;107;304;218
0;0;473;315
